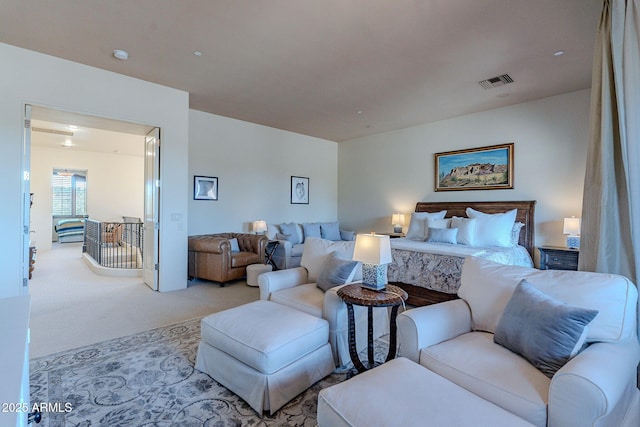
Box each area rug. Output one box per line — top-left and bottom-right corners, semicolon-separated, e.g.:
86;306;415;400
30;317;388;426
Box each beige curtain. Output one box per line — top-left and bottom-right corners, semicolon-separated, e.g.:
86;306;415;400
580;0;640;385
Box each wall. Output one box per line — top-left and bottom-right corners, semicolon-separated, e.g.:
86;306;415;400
0;43;189;297
188;110;338;235
338;89;591;259
31;146;144;251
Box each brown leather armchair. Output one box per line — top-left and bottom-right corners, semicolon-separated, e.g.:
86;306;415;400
188;233;268;285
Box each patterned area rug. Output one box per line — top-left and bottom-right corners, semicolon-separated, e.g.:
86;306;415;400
30;317;388;426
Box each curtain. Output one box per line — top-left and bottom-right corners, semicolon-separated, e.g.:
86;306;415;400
580;0;640;386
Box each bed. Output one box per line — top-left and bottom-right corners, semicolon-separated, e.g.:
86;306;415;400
54;217;86;243
387;200;536;306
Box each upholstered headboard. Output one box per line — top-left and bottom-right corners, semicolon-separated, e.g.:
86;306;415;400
414;200;536;257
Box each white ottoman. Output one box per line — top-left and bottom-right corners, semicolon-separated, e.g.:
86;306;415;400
317;357;535;427
195;300;334;415
246;263;272;287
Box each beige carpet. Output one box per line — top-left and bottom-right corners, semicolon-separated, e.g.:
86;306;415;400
29;242;259;358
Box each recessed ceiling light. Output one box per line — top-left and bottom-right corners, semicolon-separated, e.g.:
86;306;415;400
553;50;565;57
68;125;78;131
357;110;363;115
62;139;73;147
113;49;129;60
193;51;203;57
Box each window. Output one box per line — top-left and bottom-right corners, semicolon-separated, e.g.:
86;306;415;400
52;169;87;216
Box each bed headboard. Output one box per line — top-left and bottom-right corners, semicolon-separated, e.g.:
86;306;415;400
414;200;536;257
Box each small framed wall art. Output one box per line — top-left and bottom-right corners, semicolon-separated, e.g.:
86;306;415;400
194;175;218;200
435;143;514;191
290;176;309;204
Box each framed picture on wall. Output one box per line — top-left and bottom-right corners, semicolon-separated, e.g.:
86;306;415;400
194;175;218;200
290;176;309;204
434;143;514;191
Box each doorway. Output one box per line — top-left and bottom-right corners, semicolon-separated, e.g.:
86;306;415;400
25;105;160;290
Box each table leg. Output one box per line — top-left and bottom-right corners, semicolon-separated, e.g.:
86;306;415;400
367;306;374;367
346;303;367;373
386;305;401;362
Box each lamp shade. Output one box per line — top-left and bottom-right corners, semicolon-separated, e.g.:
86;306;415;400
563;217;581;236
253;220;267;233
391;213;405;226
353;233;392;265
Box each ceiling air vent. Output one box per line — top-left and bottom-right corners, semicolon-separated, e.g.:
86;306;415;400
478;74;514;89
32;127;74;137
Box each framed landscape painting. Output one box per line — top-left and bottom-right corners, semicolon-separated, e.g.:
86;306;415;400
435;143;514;191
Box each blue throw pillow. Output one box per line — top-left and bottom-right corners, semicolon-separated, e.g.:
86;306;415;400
320;222;342;241
303;223;322;240
494;279;598;378
425;227;458;244
340;229;355;241
279;222;300;245
316;252;360;292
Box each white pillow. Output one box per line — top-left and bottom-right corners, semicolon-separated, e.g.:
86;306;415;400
427;218;451;229
301;237;357;282
405;211;447;240
450;217;477;246
228;238;240;252
466;208;517;247
511;222;525;246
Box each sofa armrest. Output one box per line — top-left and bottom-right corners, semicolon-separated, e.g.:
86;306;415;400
188;236;230;254
271;240;293;270
397;299;472;363
258;267;309;300
549;339;640;427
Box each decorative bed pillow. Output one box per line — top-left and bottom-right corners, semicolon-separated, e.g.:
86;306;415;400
340;229;355;241
302;222;322;240
228;238;240;252
510;222;525;246
425;227;458;244
405;211;447;240
320;222;342;241
316;252;360;291
494;279;599;378
450;217;477;246
279;222;300;245
427;218;451;229
466;208;517;247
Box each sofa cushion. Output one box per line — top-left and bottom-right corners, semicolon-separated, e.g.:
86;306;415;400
320;222;342;241
458;257;637;342
340;229;355;241
301;237;356;282
266;223;280;240
421;331;550;427
230;252;260;268
279;222;300;245
270;283;323;318
290;243;305;257
316;252;360;291
303;222;322;240
494;279;598;378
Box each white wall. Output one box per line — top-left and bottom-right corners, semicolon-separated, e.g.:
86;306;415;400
188;110;338;234
0;43;189;297
31;146;144;251
339;89;591;261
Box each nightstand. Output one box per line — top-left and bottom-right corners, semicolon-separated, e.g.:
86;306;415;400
538;246;579;271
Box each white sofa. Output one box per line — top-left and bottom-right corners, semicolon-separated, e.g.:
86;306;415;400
398;257;640;427
266;222;355;270
258;237;389;367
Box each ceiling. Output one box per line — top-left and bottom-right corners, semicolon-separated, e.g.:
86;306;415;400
0;0;602;142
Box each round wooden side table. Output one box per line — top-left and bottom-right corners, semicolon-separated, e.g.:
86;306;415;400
337;283;408;375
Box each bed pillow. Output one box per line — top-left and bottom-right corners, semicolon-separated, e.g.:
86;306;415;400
427;218;451;229
511;222;525;246
466;208;517;247
320;222;342;241
405;211;447;240
450;217;477;246
425;227;458;244
340;229;355;241
279;222;300;245
316;252;360;291
228;238;240;252
494;279;598;378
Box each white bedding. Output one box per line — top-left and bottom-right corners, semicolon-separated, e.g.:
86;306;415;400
390;238;533;267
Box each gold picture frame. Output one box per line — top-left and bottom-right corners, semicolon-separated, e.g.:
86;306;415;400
435;143;514;191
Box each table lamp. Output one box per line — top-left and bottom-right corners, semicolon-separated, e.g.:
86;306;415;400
353;233;392;291
253;220;267;235
563;217;581;249
392;213;405;234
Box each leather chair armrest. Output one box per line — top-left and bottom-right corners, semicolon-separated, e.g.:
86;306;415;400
258;267;309;300
188;236;230;254
549;339;640;427
397;299;472;363
236;233;268;256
